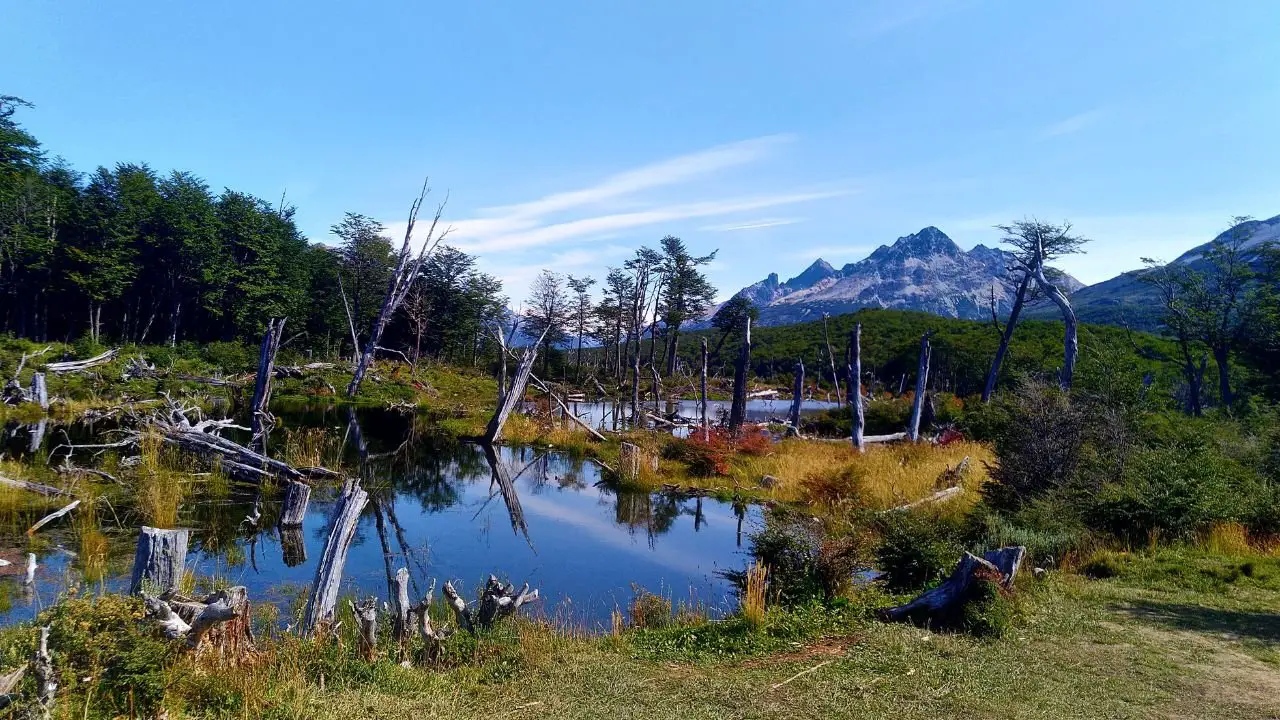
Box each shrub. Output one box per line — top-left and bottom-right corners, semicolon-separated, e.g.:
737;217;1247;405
629;588;673;629
38;595;175;717
800;464;867;509
727;508;872;605
957;568;1018;638
664;429;732;476
202;341;255;373
875;510;964;593
1080;550;1125;579
966;499;1095;568
1088;441;1259;541
982;380;1087;511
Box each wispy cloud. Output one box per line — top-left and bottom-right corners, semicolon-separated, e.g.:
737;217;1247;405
1041;109;1107;138
852;0;965;38
483;134;795;219
699;217;802;232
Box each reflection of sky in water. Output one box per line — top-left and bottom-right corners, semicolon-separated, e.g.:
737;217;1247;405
0;440;760;630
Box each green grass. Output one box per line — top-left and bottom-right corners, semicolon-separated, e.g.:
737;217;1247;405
0;550;1274;719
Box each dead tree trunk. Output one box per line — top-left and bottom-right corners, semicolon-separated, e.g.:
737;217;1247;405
700;338;709;442
822;313;843;403
349;597;378;660
982;274;1029;402
788;360;804;434
630;347;641;423
484;339;540;443
347;181;447;397
1030;264;1078;390
392;567;412;647
620;442;641;482
728;318;751;434
907;332;932;442
31;626;54;718
130;526;189;595
850;323;865;452
881;546;1025;625
278;480;311;526
303;478;369;636
29;373;47;410
249;317;286;455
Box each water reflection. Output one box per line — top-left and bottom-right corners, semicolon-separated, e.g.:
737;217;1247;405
0;411;759;627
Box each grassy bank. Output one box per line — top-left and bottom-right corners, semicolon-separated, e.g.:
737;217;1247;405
0;548;1274;719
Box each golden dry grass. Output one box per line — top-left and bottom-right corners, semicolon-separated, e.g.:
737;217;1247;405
135;431;187;528
741;560;768;628
721;438;992;509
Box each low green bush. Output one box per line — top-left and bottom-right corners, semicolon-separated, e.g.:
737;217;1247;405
874;510;965;593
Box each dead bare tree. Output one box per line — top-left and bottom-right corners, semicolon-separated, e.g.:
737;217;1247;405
728;318;752;434
907;332;932;442
982;274;1029;403
249;318;285;455
822;313;843;403
347;180;449;397
787;360;804;434
850;322;865;452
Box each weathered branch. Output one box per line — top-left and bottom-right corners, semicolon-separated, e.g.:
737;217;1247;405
26;499;80;537
45;348;119;373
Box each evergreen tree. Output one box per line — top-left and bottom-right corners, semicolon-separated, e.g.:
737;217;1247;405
657;235;716;374
523;269;571;375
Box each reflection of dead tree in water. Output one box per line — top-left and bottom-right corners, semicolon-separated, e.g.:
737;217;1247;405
482;443;531;546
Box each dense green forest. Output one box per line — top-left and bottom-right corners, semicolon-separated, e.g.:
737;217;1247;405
0;96;505;362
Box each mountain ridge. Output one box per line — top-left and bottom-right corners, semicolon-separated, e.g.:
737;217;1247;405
714;226;1082;327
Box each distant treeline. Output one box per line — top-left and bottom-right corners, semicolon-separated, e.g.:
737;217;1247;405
0;96;505;362
636;308;1185;398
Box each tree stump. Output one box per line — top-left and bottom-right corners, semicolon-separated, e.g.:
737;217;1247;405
130;527;189;595
619;442;643;482
29;373;47;410
881;546;1026;625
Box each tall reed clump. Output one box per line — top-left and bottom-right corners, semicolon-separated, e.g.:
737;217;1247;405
281;427;344;469
1200;521;1254;556
136;430;185;528
741;560;768;628
76;497;110;584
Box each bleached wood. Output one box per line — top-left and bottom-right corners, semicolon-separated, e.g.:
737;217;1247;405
907;332;932;442
26;499;80;537
45;348;119;373
130;526;189;594
303;478;369;636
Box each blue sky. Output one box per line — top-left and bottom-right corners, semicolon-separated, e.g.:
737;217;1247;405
4;1;1279;303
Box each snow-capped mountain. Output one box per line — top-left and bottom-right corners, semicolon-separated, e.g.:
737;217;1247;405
722;226;1082;327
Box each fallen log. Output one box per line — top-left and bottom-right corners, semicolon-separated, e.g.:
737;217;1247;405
887;486;963;512
273;362;335;378
26;499;80;537
0;474;74;498
529;374;606;442
880;546;1026;625
45;348;119;374
303;478;369;636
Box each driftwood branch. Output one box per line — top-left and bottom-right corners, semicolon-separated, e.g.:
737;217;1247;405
45;348;119;374
26;499;80;537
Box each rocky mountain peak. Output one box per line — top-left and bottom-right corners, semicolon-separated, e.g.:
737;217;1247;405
785;258;838;289
892;226;962;258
